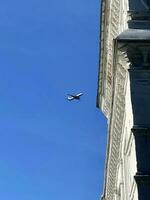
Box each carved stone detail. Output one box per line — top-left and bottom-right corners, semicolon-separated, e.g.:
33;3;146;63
97;0;128;118
98;0;130;200
98;0;150;199
104;57;127;200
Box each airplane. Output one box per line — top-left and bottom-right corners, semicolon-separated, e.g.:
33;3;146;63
67;93;83;101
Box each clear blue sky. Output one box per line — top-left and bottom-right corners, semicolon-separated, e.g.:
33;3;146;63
0;0;107;200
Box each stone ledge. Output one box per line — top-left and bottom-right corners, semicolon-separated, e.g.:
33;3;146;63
131;126;150;136
128;11;150;20
135;174;150;184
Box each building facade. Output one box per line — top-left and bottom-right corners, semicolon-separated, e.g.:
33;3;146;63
97;0;150;200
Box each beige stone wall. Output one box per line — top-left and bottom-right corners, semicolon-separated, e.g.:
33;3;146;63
114;75;138;200
98;0;139;200
97;0;128;118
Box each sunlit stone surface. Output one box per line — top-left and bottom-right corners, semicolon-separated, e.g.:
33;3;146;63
97;0;150;199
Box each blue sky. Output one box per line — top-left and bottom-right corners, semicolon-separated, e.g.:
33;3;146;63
0;0;107;200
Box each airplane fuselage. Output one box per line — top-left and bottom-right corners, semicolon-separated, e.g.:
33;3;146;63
71;95;80;100
67;93;83;101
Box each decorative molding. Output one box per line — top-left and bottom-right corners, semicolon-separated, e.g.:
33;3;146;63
97;0;125;118
129;180;137;200
99;0;150;199
124;130;134;156
103;53;127;200
98;0;130;200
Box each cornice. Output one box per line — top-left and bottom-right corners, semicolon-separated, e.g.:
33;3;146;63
135;174;150;184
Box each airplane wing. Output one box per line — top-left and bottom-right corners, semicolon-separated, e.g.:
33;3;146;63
67;96;74;101
76;93;83;97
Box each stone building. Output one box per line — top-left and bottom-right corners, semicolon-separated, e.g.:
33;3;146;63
97;0;150;200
